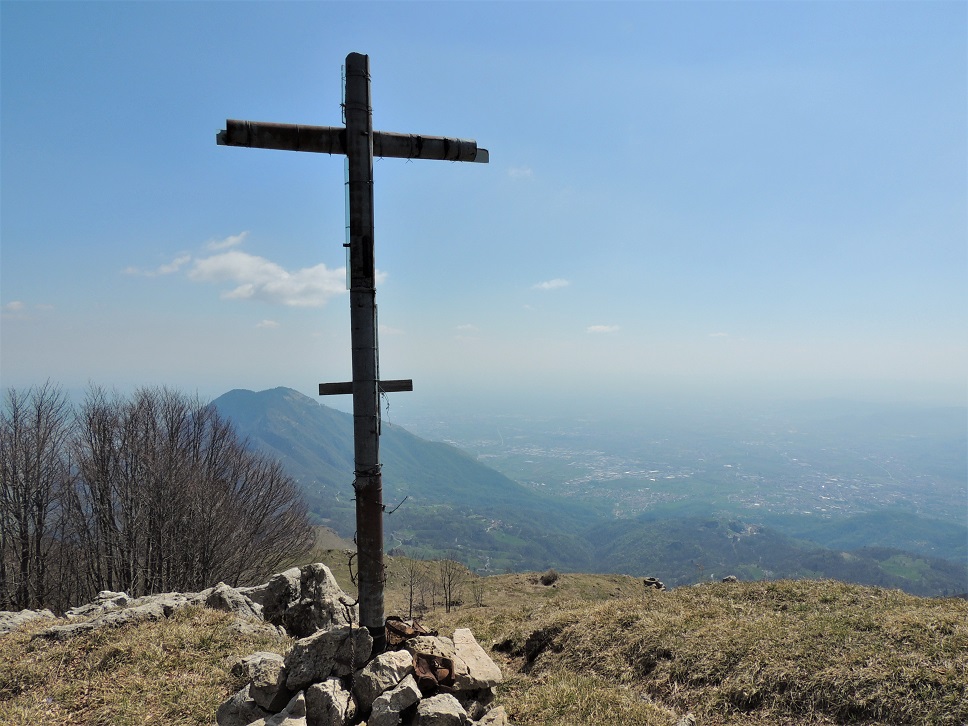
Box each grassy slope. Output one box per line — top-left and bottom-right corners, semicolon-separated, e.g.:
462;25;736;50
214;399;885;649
2;553;965;725
0;607;290;726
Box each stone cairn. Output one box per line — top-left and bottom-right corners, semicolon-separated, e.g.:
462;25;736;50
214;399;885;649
218;563;507;726
0;563;507;726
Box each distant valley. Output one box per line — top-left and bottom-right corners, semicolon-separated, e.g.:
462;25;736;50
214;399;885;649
213;388;968;596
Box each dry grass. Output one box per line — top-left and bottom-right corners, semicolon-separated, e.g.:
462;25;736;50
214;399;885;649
1;558;965;726
0;606;290;726
310;554;968;724
428;576;968;725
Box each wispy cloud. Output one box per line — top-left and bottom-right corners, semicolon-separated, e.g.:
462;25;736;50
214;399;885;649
380;324;405;336
159;255;192;275
533;278;570;291
256;319;279;328
206;231;249;251
587;324;619;334
2;301;53;319
125;232;390;307
188;250;348;307
508;166;533;179
123;254;192;277
456;323;479;333
709;332;729;338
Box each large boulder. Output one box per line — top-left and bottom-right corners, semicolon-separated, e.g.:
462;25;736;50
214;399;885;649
415;693;468;726
216;684;273;726
35;598;174;641
0;608;56;635
247;691;308;726
353;648;414;713
205;582;264;621
305;678;356;726
475;705;510;725
232;651;291;712
453;629;502;691
285;625;373;691
263;564;358;638
368;674;422;726
403;631;503;693
64;590;130;619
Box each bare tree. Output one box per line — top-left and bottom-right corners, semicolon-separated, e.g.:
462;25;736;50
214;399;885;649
469;575;486;607
2;383;315;611
438;557;469;614
401;556;427;619
69;386;315;602
0;383;73;610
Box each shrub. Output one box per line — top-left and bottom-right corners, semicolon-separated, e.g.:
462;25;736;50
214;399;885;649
539;569;560;586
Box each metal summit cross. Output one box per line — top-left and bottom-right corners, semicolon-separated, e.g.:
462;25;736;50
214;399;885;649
216;52;488;652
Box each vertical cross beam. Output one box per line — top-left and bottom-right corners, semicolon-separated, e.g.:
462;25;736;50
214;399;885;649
343;53;385;649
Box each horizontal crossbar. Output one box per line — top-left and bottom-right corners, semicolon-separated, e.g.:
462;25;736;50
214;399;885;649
318;379;414;396
217;120;488;163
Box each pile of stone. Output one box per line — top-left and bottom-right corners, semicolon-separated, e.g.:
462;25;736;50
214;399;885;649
219;625;507;726
218;564;508;726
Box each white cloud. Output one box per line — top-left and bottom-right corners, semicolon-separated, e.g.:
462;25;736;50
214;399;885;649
256;319;280;328
709;332;729;338
456;323;479;332
508;166;533;179
206;231;249;251
533;278;570;291
158;255;192;275
123;254;191;277
380;324;405;336
188;250;348;307
587;324;619;334
3;301;26;312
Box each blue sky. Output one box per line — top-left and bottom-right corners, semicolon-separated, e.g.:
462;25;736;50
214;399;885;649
2;1;965;414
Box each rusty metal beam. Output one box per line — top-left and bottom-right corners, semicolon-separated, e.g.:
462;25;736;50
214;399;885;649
318;379;413;396
217;119;488;163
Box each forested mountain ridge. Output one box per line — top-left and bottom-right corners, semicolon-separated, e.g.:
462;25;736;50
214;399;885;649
212;387;967;596
211;387;599;573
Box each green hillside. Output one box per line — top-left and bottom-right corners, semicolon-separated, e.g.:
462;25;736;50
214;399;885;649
589;516;967;596
212;388;599;572
761;508;968;562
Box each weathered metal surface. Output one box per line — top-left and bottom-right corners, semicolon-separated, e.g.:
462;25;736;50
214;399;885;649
217;120;344;154
218;120;488;163
318;379;413;396
343;52;385;652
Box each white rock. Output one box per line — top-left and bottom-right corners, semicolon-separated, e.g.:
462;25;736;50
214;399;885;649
240;652;292;712
453;629;502;691
247;690;308;726
263;564;358;638
206;582;264;621
216;684;272;726
415;693;468;725
0;608;56;635
285;625;372;691
475;705;509;726
305;678;356;726
368;674;422;726
353;648;414;712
